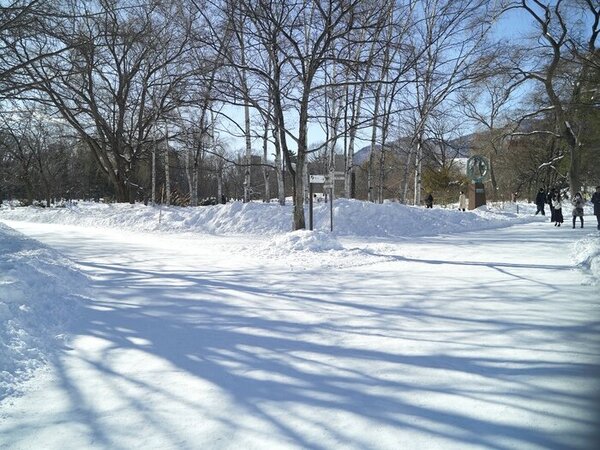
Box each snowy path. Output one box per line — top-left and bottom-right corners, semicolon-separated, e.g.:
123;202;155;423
1;220;599;449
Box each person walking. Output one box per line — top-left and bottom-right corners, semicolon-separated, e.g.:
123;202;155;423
458;191;467;211
425;193;433;208
591;186;600;230
552;192;564;227
535;188;546;215
571;192;585;228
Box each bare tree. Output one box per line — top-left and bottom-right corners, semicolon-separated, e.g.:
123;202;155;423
507;0;599;195
399;0;498;205
459;71;523;199
0;110;36;203
203;0;390;228
0;0;67;99
0;104;71;205
369;1;415;203
15;0;193;202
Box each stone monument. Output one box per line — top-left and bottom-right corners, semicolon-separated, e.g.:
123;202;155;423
466;155;489;210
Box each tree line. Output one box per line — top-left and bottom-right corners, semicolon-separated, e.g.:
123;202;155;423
1;0;598;229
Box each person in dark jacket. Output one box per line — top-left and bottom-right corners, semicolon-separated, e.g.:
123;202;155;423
535;188;546;215
591;186;600;230
425;193;433;208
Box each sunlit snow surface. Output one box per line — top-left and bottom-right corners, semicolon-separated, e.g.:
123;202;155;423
1;200;599;449
0;223;86;399
0;198;539;237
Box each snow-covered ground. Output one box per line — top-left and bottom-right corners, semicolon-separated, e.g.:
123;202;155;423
0;198;540;237
1;200;599;449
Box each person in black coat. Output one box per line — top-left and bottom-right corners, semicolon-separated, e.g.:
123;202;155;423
591;186;600;230
425;193;433;208
535;188;546;215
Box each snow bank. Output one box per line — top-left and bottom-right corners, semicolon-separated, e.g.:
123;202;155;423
259;229;380;269
0;199;540;238
329;200;541;237
572;236;600;285
271;230;344;252
2;200;597;279
0;223;87;399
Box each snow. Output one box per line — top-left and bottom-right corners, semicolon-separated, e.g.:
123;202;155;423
0;223;86;399
0;198;538;237
0;200;599;449
572;236;600;283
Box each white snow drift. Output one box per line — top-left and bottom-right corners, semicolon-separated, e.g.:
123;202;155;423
0;198;539;237
0;223;87;399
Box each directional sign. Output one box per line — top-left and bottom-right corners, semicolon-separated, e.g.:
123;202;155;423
309;174;326;183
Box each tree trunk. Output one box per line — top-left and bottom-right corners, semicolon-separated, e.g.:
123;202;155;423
217;170;223;203
244;99;252;202
151;137;157;205
293;149;306;230
401;146;414;204
413;135;423;205
192;156;199;206
292;99;309;229
368;68;384;203
240;37;252;203
164;125;171;206
378;143;387;204
262;118;271;202
345;85;364;199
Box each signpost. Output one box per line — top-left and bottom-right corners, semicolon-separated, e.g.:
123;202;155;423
308;171;346;231
309;174;332;231
308;175;323;230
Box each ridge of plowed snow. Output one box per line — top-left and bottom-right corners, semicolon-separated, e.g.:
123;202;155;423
0;199;540;237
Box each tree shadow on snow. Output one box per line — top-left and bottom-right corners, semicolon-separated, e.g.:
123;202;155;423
12;238;600;449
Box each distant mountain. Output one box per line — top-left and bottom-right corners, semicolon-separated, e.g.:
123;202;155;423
352;134;473;166
353;145;378;165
